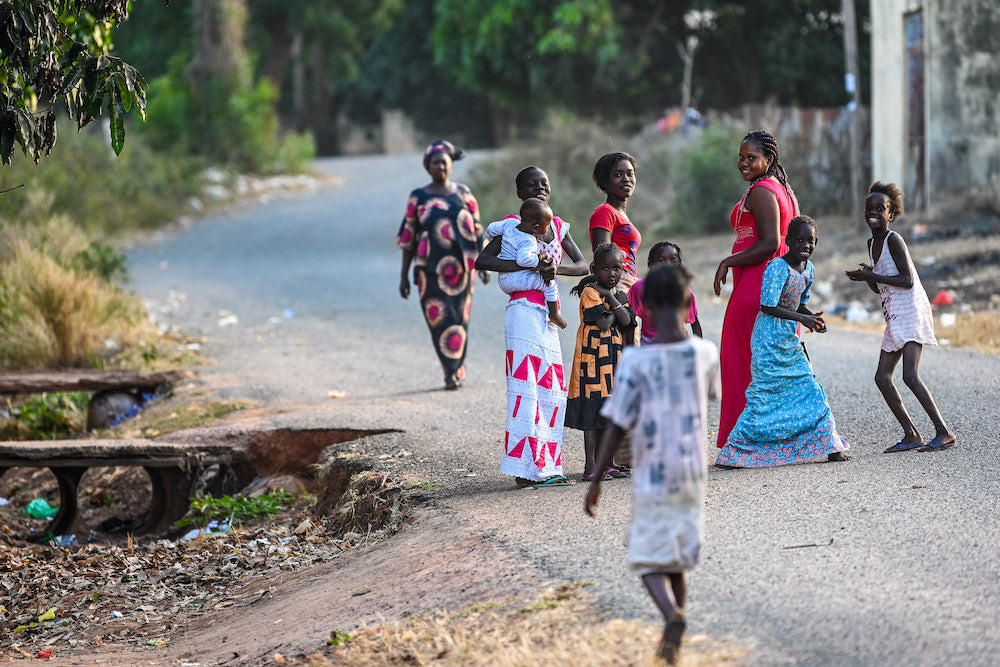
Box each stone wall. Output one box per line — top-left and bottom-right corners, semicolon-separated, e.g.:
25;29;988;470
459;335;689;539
927;0;1000;208
714;103;870;216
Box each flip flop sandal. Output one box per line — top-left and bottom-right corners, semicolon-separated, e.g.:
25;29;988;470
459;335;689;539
917;437;956;452
582;471;613;482
527;475;576;487
884;439;923;453
605;467;630;478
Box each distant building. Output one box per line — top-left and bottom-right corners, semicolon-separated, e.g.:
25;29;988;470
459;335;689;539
870;0;1000;214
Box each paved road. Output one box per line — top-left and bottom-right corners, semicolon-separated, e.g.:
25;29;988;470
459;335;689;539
129;153;1000;665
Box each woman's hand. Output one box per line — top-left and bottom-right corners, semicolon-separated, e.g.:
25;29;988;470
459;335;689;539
619;273;637;289
537;254;556;283
399;276;410;299
845;263;872;282
478;269;491;285
714;259;730;296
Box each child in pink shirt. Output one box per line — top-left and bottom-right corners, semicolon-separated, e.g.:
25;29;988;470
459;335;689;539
629;242;702;343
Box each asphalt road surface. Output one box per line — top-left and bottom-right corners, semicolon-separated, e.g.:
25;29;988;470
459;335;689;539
128;153;1000;665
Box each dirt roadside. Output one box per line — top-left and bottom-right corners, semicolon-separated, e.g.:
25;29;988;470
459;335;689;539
58;508;553;666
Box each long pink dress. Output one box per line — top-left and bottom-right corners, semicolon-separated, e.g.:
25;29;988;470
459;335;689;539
717;178;797;447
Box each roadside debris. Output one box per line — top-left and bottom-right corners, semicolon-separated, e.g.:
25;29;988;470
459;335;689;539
24;499;59;520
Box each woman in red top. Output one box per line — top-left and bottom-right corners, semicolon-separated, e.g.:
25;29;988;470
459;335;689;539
713;130;799;447
589;152;642;289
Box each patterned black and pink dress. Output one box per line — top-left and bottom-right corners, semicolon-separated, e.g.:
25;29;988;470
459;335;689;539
396;184;485;383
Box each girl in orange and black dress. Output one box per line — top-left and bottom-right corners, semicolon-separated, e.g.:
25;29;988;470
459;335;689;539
565;243;636;481
397;141;489;390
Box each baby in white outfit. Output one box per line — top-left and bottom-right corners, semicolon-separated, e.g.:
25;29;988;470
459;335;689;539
486;198;566;328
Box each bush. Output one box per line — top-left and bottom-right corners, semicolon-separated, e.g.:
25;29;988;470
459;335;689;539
0;128;203;237
0;216;157;370
140;59;315;175
1;392;90;440
468;115;751;246
668;125;747;234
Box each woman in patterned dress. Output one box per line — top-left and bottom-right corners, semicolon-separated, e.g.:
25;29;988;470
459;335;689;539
716;217;849;467
713;130;798;447
476;166;589;487
397;141;489;390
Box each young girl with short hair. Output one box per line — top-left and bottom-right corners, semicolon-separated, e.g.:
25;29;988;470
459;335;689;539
565;243;636;481
629;241;703;342
845;182;956;452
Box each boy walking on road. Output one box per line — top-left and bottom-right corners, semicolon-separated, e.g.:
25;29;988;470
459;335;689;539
585;264;720;664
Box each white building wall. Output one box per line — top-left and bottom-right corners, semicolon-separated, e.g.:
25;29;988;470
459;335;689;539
869;0;910;191
870;0;1000;212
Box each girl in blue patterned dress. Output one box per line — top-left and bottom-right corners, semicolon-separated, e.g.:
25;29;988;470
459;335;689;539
716;216;850;468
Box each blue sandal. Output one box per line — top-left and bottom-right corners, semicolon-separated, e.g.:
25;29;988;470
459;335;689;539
884;439;923;453
917;437;955;452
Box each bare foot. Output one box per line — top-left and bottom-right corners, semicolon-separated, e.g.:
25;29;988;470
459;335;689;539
658;615;686;665
827;451;850;462
549;313;567;329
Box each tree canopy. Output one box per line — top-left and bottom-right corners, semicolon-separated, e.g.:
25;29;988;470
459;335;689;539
0;0;164;165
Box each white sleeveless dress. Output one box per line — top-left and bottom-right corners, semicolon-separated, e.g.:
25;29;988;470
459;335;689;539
870;231;937;352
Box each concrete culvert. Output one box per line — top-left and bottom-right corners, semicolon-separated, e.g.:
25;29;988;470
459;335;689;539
244;428;395;477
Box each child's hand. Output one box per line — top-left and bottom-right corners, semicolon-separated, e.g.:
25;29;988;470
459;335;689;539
591;283;611;297
845;263;872;281
803;312;826;333
584;482;602;517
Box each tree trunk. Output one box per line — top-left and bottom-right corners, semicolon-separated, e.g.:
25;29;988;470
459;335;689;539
309;40;338;155
291;32;306;131
187;0;250;91
261;11;292;91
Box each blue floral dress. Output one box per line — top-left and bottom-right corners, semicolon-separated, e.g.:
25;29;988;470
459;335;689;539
716;258;848;467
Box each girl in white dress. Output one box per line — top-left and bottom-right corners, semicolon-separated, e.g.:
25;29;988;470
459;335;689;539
845;181;956;453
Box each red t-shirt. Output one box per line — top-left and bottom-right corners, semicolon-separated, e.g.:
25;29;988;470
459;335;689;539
589;203;642;278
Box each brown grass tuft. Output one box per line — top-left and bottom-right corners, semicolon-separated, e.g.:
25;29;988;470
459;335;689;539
301;583;751;666
0;220;156;369
934;312;1000;356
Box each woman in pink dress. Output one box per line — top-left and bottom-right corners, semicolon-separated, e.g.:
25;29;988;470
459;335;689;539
713;130;799;447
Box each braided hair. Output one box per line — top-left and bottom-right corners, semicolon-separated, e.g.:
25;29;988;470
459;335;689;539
787;215;818;238
647;241;682;267
742;129;797;210
867;181;904;220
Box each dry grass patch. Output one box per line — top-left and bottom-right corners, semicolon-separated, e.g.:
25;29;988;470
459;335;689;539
0;216;156;370
299;583;751;666
934;311;1000;356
